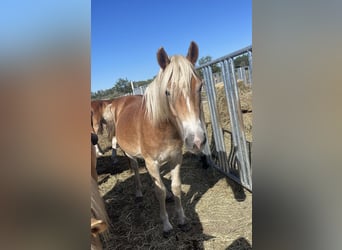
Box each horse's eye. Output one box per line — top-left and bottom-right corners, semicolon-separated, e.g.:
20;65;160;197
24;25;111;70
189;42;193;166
165;90;170;96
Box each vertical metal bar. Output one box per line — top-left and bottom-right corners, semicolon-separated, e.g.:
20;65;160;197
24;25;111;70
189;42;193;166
202;66;229;173
239;67;243;81
225;58;252;190
201;68;212;165
221;60;237;172
131;81;135;95
199;70;211;160
243;67;247;84
248;50;253;84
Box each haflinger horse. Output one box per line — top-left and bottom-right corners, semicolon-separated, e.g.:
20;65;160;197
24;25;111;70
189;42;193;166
91;99;118;161
103;41;206;236
91;133;110;249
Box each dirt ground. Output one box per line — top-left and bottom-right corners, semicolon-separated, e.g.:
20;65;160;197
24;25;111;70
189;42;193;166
95;81;252;249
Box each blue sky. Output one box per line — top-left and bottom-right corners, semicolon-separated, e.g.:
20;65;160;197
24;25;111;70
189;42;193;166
91;0;251;92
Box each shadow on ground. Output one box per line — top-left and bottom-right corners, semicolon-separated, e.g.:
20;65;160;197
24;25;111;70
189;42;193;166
226;237;252;250
96;151;250;249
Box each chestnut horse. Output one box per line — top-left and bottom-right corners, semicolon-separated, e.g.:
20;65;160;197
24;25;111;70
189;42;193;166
91;99;118;160
103;42;206;236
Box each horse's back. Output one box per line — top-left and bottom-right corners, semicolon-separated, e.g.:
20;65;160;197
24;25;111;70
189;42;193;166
114;95;142;114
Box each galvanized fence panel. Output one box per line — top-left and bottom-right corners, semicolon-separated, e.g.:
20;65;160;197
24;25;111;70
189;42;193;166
235;66;251;85
197;45;252;191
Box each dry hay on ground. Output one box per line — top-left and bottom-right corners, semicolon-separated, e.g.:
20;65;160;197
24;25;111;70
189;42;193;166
96;150;252;250
202;81;252;154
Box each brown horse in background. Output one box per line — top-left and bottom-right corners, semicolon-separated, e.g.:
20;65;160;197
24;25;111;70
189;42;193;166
103;41;206;236
91;99;119;161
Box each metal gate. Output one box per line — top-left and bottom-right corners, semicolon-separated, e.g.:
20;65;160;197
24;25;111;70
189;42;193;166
196;46;252;191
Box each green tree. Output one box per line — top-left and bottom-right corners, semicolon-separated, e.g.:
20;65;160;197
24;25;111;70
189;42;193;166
233;54;249;68
134;77;154;88
197;55;221;78
114;78;131;94
198;56;211;66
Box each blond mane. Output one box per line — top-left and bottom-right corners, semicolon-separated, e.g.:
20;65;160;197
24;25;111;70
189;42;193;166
143;55;199;124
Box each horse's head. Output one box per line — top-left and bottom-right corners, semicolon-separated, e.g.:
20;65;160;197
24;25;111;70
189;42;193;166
157;41;206;153
91;100;111;135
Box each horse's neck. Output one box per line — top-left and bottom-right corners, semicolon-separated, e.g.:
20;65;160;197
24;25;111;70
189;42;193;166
154;115;183;143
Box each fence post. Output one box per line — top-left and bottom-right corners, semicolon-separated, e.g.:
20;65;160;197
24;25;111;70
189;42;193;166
130;81;135;95
222;58;252;190
248;50;253;84
202;66;230;173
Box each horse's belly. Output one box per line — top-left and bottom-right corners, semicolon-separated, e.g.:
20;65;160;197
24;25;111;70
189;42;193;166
116;111;142;157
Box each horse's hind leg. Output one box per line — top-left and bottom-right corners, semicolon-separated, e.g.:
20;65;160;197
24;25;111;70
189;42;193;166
145;158;173;235
127;156;143;202
111;136;119;164
170;155;190;231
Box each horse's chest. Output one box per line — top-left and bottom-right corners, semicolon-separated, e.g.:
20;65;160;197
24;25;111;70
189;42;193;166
145;135;180;157
155;145;181;165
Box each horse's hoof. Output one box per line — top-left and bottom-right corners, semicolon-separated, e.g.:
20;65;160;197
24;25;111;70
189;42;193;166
135;196;143;203
178;222;192;232
162;229;173;238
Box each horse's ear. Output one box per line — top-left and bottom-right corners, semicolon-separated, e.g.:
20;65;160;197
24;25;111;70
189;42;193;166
186;41;199;65
157;47;170;70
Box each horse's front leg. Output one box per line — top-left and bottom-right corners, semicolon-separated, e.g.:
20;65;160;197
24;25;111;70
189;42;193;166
170;154;191;231
145;158;173;236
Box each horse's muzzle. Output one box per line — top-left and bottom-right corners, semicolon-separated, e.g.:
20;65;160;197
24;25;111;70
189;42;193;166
185;132;206;153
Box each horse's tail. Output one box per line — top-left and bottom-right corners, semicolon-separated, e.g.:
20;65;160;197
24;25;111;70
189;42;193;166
106;118;115;141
